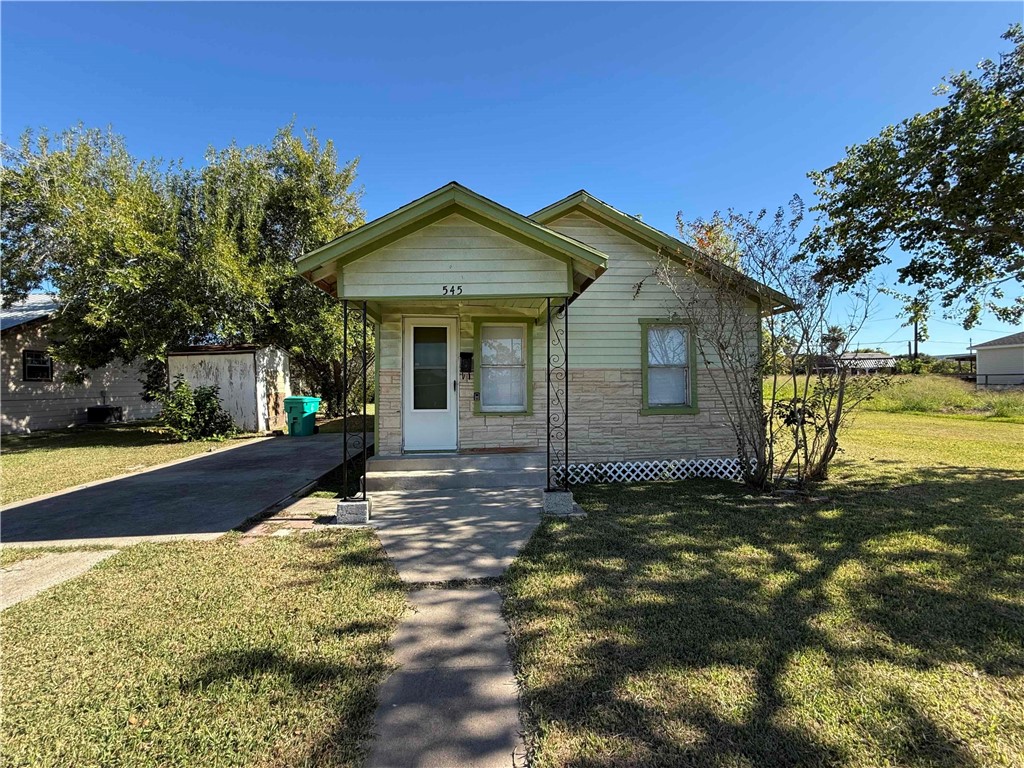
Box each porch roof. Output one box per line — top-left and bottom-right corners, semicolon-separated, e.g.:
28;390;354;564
296;182;608;299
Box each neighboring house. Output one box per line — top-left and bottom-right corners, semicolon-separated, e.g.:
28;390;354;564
167;345;290;432
971;331;1024;386
839;351;897;375
1;294;160;434
296;182;793;488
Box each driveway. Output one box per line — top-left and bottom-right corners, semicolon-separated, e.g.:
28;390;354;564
0;434;352;547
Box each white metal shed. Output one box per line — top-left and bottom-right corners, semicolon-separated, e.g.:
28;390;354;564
167;345;291;432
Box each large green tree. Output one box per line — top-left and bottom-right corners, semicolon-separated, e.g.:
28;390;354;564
1;124;365;410
806;24;1024;327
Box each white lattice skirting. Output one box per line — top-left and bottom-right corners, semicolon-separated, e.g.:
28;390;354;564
558;457;744;485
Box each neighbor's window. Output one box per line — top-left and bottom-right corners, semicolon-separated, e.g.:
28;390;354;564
22;350;53;382
642;323;694;412
479;323;528;412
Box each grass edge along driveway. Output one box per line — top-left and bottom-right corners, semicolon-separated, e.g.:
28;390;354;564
1;531;408;768
503;412;1024;768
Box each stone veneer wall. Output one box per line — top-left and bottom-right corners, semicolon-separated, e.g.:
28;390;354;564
375;364;740;463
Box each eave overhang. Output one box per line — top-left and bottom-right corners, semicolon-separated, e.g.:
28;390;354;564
532;190;797;316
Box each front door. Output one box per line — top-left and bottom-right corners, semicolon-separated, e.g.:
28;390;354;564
403;317;458;451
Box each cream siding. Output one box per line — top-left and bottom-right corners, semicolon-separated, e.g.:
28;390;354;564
976;345;1024;386
1;321;160;434
545;211;757;369
373;211;759;462
341;214;570;299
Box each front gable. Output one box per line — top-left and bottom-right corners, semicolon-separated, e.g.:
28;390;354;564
296;182;607;303
341;212;573;299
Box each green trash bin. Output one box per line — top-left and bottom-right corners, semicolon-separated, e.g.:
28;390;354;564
284;396;321;437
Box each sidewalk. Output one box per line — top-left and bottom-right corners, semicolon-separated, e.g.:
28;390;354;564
365;488;541;768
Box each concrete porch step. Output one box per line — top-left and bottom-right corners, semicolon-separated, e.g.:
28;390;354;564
366;452;547;491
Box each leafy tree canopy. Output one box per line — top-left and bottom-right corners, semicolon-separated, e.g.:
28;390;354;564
1;123;364;407
806;24;1024;328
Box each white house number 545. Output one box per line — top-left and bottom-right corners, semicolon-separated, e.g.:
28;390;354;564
442;285;464;296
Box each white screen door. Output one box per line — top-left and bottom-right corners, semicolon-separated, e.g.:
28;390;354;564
403;317;458;451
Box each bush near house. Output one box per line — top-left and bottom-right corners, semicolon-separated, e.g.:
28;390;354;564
157;376;236;441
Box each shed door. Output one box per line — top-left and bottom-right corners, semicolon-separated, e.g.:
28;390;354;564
402;318;458;451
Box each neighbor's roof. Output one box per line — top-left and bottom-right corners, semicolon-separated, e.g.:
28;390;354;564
170;344;266;355
531;190;797;315
840;351;897;368
0;293;59;332
971;330;1024;349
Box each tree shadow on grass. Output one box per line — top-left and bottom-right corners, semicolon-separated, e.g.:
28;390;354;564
505;467;1024;767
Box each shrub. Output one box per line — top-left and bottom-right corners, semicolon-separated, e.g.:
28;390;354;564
158;376;236;441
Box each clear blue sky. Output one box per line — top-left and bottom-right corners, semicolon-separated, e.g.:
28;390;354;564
3;2;1020;354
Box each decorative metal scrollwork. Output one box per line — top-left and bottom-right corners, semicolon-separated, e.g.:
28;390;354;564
546;297;570;491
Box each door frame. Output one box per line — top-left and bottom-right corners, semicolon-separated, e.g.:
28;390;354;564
401;315;459;452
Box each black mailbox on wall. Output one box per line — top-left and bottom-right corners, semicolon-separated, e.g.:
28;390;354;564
460;352;473;379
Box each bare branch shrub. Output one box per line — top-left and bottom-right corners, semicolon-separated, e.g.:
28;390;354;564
637;196;891;490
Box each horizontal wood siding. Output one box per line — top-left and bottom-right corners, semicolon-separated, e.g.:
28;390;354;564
545;211;757;369
342;214;569;299
1;322;160;434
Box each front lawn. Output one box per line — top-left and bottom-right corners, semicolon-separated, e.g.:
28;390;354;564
1;423;252;506
1;531;407;767
504;412;1024;767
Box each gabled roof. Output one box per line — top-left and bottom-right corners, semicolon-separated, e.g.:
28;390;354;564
532;190;796;314
0;293;59;332
972;330;1024;349
296;182;608;279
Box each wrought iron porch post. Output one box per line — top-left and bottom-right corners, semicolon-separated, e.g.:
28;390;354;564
545;296;570;491
342;299;349;498
361;300;368;501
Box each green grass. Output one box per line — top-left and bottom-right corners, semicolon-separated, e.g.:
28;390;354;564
765;374;1024;420
504;411;1024;767
0;531;407;768
0;545;116;568
1;423;253;506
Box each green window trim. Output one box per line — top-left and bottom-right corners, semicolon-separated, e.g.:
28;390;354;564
473;317;534;417
639;318;699;415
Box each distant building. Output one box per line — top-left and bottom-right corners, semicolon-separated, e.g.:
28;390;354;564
971;331;1024;386
838;351;897;375
1;295;160;434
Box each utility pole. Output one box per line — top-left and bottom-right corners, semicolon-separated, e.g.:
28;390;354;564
913;319;919;360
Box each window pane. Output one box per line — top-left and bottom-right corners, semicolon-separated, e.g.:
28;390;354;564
481;367;526;408
413;327;447;368
481;325;524;366
648;326;687;365
648;367;687;405
413;326;447;410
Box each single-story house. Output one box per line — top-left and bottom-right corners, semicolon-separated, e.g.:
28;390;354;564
971;331;1024;386
1;294;160;434
296;182;792;496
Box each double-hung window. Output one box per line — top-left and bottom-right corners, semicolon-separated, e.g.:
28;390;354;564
22;350;53;382
477;321;531;413
641;321;696;414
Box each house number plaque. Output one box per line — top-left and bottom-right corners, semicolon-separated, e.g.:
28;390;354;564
441;285;464;296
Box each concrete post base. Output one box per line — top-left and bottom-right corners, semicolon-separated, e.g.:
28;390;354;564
543;489;584;517
336;497;372;525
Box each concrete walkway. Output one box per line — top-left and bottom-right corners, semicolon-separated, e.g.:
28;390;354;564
366;487;540;768
0;434;351;548
371;488;542;582
1;549;118;611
